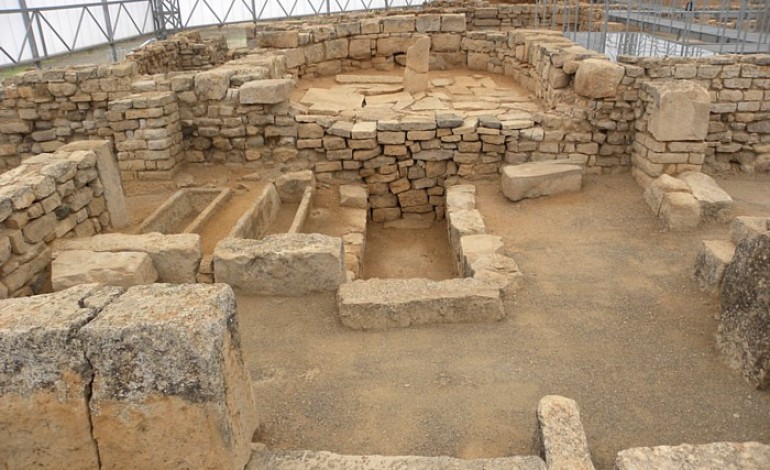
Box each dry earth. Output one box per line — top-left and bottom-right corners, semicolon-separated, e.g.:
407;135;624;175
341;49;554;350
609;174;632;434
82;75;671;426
234;172;770;470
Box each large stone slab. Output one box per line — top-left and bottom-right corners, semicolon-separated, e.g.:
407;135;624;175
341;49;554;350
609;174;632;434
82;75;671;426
646;81;710;142
240;78;293;104
536;395;595;470
501;162;583;202
52;250;158;291
247;448;546;470
692;240;735;293
337;278;504;330
574;59;624;99
54;232;201;284
81;283;256;470
615;442;770;469
214;233;345;296
717;232;770;389
300;87;364;112
0;285;114;469
678;171;734;223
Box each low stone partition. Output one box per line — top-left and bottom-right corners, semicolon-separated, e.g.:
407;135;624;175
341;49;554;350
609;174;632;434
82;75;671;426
213;233;346;296
230;184;281;239
0;142;126;298
536;395;595;470
53;232;201;284
337;277;504;330
138;187;232;234
0;283;257;470
615;442;770;469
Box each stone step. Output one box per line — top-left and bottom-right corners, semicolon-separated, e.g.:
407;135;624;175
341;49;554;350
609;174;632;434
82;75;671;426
501;162;583;202
247;449;546;470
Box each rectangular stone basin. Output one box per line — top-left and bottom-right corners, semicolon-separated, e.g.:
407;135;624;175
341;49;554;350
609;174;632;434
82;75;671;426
228;184;314;239
138;188;231;234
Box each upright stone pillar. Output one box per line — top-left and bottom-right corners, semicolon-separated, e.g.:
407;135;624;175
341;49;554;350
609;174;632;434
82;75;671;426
632;81;710;185
404;35;430;94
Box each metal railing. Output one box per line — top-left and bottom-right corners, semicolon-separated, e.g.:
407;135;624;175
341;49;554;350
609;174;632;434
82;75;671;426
0;0;424;69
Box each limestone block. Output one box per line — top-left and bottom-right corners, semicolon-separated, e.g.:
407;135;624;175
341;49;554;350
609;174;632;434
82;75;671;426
441;13;467;32
659;192;701;231
692;240;735;293
213;234;345;296
448;208;485;267
615;442;770;469
536;395;595;470
501;162;583;202
275;170;315;203
81;284;256;470
468;254;523;298
460;234;503;276
194;68;234;100
406;36;430;74
54;233;201;283
574;59;624;99
446;184;476;212
0;285;113;469
717;232;770;389
404;68;429;94
247;448;546;469
58;140;129;229
240;78;293;105
340;185;368;209
382;15;415;33
52;250;158;291
730;216;770;245
337;278;504;330
678;172;734;223
642;174;691;215
647;81;710;142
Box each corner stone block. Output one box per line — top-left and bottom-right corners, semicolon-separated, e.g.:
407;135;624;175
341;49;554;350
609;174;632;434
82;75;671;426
239;78;294;105
647;81;711;142
717;232;770;389
574;59;625;99
81;283;257;470
0;285;118;469
536;395;596;470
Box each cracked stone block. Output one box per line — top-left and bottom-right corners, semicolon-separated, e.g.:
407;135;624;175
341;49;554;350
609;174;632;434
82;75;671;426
339;184;368;209
536;395;595;470
337;277;503;330
214;233;345;296
0;284;120;469
616;442;770;469
678;172;734;223
643;174;691;216
81;283;257;470
692;240;735;293
717;232;770;389
501;162;583;202
659;191;701;231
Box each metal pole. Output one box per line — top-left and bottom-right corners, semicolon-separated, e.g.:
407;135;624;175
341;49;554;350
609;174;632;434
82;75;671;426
17;0;41;68
101;0;118;62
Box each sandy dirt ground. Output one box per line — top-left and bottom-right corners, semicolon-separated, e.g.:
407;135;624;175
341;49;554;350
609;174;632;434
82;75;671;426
235;172;770;469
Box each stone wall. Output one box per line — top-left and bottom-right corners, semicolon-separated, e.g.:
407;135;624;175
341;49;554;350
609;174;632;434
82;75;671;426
126;31;229;75
0;283;256;469
0;141;126;298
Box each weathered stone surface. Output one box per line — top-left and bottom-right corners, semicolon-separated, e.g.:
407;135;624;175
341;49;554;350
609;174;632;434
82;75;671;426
81;283;256;470
52;250;158;291
659;192;701;231
730;216;770;245
574;59;624;99
615;442;770;470
194;69;234;100
54;233;201;283
468;253;523;297
501;162;583;202
406;35;430;74
446;184;476;212
447;208;486;268
275;170;315;203
240;78;293;104
460;234;503;275
337;278;504;330
642;174;691;215
536;395;595;470
58;140;129;229
678;171;734;223
404;67;429;94
0;284;113;469
717;232;770;389
340;184;368;209
214;233;345;296
247;448;546;469
692;240;735;293
647;81;710;142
